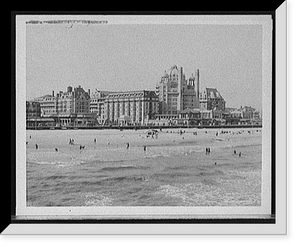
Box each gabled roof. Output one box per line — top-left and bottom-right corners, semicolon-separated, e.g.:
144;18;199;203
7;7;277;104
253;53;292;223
205;88;224;99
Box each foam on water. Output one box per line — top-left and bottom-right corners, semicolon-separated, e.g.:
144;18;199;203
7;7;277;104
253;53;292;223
154;169;261;206
84;192;114;206
26;128;262;206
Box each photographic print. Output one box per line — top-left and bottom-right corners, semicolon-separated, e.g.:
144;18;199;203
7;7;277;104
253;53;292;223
7;6;287;234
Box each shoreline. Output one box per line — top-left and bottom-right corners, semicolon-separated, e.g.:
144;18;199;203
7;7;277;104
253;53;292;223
26;124;262;131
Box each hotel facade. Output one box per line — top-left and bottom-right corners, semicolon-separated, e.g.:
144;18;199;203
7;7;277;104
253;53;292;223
33;85;95;127
155;65;200;115
102;90;159;125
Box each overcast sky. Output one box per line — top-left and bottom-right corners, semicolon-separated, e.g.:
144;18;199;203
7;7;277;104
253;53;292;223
26;22;263;109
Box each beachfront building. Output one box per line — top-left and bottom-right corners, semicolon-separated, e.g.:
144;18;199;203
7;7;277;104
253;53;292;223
199;87;226;112
34;93;58;117
33;86;96;127
89;89;115;125
35;85;90;117
26;101;41;118
238;106;256;119
56;86;90;116
155;65;200;115
102;90;159;125
177;108;217;126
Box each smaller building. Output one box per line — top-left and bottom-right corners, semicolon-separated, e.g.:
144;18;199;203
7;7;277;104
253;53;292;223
89;90;115;125
199;87;226;112
238;106;256;119
26;101;41;119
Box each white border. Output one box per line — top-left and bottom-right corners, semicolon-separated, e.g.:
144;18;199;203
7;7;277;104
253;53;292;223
5;4;286;234
16;14;272;218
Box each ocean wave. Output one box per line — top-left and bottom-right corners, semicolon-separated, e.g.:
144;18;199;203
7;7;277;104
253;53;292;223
84;192;113;206
144;153;171;159
27;160;85;167
197;170;225;177
100;164;138;172
44;175;68;180
102;175;149;184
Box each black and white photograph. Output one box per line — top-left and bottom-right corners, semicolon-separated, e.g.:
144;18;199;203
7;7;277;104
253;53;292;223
6;6;288;235
25;18;265;209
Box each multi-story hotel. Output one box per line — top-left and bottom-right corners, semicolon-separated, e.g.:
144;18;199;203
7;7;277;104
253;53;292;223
34;85;90;117
33;85;93;126
89;90;115;124
102;90;159;125
199;87;226;112
155;65;200;115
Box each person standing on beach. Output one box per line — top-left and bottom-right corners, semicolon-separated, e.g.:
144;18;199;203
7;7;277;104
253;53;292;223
126;142;130;149
35;144;38;149
239;152;242;157
143;145;147;152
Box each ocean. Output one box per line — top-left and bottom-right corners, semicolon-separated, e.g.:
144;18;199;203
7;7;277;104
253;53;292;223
26;128;262;206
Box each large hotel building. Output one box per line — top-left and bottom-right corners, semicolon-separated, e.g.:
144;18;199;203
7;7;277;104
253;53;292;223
102;90;159;125
33;85;93;126
34;85;90;117
155;65;200;115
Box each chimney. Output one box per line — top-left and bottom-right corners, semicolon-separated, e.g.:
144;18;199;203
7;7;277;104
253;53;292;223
178;67;184;111
195;69;200;108
88;89;90;96
52;91;54;97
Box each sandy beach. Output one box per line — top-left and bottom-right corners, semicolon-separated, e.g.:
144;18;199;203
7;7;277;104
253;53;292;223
26;128;262;206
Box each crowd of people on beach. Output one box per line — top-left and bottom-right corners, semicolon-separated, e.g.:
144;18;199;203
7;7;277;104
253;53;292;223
27;128;259;161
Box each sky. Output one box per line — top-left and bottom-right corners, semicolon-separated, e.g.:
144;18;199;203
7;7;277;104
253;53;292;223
26;22;263;109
